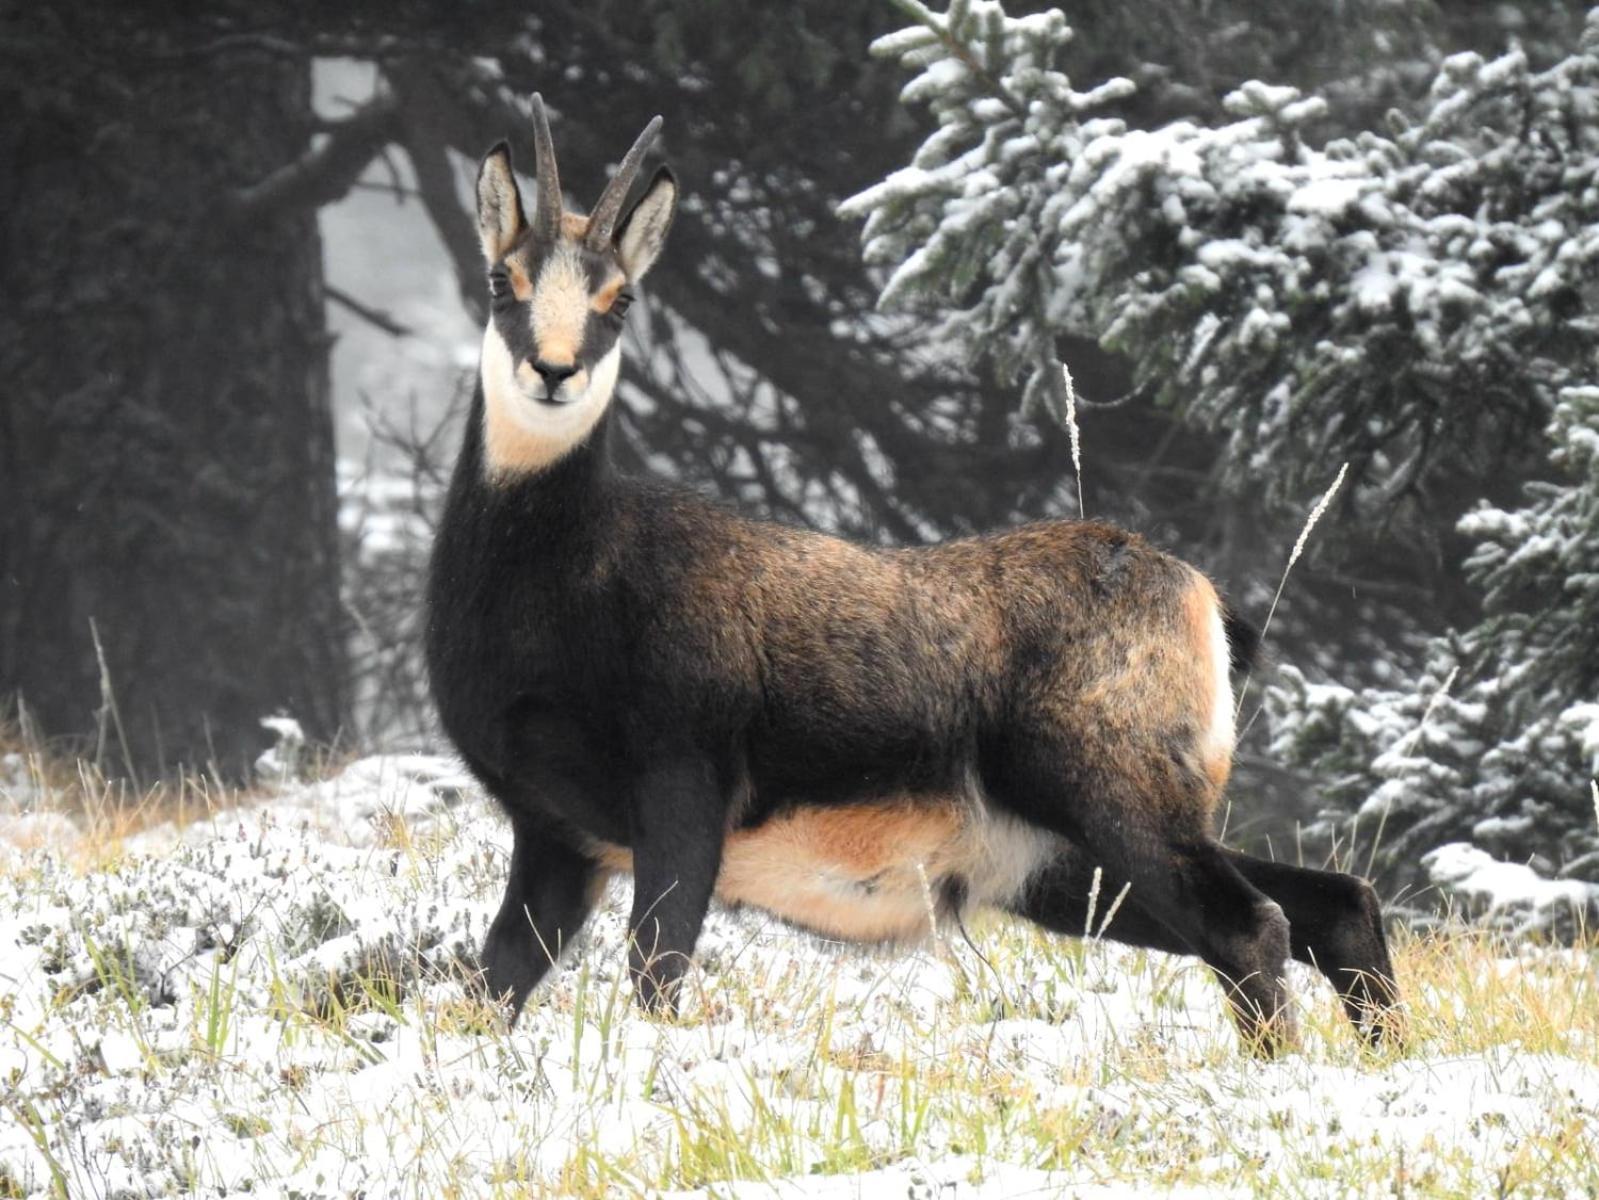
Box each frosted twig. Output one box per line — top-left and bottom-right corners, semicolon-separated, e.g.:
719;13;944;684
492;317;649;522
915;861;941;943
883;0;1029;117
90;617;136;784
1082;865;1102;938
1063;362;1085;518
1591;780;1598;835
1235;462;1349;726
1096;881;1131;940
1414;667;1459;744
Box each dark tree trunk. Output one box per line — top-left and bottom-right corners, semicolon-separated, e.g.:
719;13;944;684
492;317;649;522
0;8;347;779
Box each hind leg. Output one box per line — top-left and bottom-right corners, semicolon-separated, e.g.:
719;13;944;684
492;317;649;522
1009;843;1212;953
1227;852;1402;1046
1008;844;1400;1047
992;747;1296;1054
480;815;598;1021
1022;842;1293;1052
1128;840;1295;1052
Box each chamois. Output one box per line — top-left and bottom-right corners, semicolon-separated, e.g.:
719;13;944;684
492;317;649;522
425;98;1401;1055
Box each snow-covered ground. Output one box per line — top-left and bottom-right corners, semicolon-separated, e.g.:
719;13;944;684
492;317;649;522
2;757;1596;1198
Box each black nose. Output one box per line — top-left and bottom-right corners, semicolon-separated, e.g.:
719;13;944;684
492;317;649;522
531;360;578;394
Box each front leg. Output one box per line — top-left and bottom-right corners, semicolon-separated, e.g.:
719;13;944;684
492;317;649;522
481;815;598;1021
626;756;725;1016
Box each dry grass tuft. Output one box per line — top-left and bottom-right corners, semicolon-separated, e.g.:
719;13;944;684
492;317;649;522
0;718;351;869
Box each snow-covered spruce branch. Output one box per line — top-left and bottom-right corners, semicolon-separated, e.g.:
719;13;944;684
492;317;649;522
837;0;1131;427
840;1;1599;514
1266;386;1599;919
844;0;1599;924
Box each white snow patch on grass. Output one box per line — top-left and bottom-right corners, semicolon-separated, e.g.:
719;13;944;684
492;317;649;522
2;758;1596;1197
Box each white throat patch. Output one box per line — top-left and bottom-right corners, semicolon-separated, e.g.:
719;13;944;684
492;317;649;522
480;325;620;480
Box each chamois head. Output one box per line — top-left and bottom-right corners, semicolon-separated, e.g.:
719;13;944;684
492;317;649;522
474;96;677;476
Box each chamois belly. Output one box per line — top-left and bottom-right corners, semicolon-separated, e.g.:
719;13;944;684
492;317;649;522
594;797;1054;943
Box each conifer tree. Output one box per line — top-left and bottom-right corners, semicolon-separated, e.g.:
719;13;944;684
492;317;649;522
843;0;1599;915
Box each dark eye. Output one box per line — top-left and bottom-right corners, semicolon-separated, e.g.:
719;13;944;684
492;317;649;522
488;271;513;305
611;291;634;319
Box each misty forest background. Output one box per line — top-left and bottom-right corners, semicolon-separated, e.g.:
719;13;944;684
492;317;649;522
4;0;1597;927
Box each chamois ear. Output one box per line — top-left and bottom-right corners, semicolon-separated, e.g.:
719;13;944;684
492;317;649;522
476;142;527;263
614;166;677;282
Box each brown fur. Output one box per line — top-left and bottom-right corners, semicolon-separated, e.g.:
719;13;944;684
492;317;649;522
478;328;610;479
591;276;625;313
622;511;1230;840
482;386;580;478
497;214;602;311
443;120;1400;1053
508;261;532;302
528;244;590;366
593;795;1051;943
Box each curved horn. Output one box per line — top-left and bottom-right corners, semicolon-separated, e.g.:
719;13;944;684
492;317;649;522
530;93;562;240
585;115;664;250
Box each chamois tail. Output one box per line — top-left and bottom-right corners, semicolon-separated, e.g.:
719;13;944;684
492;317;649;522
1222;605;1261;676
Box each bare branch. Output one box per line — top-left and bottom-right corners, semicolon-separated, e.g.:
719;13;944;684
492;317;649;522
142;32;308;61
231;95;400;222
136;31;427;64
350;179;420;201
385;61;488;325
325;284;412;338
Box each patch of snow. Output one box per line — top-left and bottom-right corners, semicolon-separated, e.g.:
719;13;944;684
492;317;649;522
2;758;1597;1196
254;715;306;784
1424;842;1599;931
1288;176;1365;215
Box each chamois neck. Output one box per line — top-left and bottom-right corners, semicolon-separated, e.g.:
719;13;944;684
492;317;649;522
478;326;622;481
464;382;617;517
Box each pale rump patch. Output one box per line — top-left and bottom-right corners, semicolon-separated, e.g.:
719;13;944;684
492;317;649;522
1185;573;1237;790
480;328;618;479
594;796;1054;943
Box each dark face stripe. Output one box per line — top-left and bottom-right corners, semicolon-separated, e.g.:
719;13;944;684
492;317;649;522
492;232;626;372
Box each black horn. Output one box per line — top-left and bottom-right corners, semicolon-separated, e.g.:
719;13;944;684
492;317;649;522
530;93;563;241
585;115;663;250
